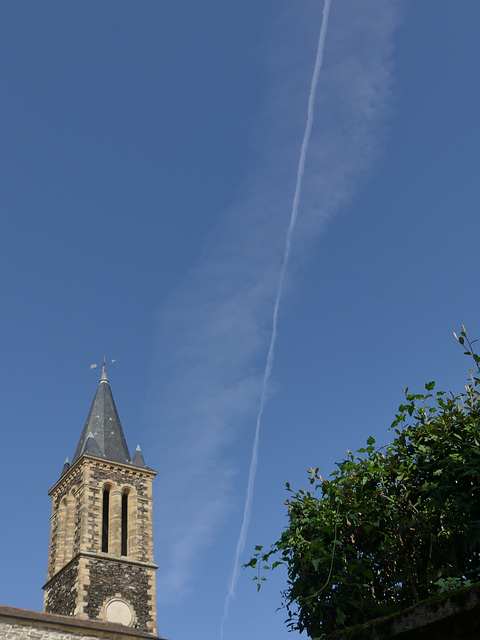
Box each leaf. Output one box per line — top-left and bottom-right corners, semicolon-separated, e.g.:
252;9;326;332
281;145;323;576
246;328;480;638
336;608;346;626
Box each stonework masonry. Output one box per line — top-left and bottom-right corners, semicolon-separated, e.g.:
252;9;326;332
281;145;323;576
44;563;78;617
1;369;163;639
84;558;154;632
0;606;162;640
44;456;157;634
46;457;156;581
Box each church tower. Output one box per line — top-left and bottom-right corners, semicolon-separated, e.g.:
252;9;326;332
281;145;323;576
43;365;158;635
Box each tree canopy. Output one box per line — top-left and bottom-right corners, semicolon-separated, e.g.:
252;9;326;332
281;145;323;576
247;328;480;639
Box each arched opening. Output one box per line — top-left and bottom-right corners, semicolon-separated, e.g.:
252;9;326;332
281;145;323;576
121;491;128;556
102;486;110;552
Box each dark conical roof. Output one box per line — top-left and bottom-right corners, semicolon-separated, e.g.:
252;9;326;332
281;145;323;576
131;444;146;467
72;365;137;466
61;457;70;477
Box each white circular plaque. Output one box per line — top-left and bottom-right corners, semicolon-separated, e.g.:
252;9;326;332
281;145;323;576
105;599;133;626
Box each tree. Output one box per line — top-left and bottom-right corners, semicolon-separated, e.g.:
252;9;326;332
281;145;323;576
247;327;480;639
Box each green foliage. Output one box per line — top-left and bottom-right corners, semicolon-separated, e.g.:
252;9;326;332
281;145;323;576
247;327;480;638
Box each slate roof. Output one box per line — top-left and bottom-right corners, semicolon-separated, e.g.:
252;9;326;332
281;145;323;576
71;365;147;469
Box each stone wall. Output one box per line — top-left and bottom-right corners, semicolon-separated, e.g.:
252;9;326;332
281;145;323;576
44;455;157;634
44;562;78;616
47;466;84;580
329;582;480;640
84;558;155;633
0;622;111;640
0;606;162;640
86;459;155;564
47;456;156;579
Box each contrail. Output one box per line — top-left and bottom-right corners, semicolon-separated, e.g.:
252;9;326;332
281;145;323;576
221;0;332;635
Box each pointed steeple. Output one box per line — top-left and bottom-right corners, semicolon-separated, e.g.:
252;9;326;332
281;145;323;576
45;363;158;634
71;366;131;466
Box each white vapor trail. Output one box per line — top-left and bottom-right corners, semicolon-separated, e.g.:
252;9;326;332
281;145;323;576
220;0;332;634
151;0;399;622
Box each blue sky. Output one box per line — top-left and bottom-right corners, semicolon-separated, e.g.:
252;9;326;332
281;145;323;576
1;2;480;640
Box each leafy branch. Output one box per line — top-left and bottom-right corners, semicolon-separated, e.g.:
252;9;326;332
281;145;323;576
247;327;480;638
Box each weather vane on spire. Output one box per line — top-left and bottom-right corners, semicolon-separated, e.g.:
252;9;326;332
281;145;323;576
90;357;117;372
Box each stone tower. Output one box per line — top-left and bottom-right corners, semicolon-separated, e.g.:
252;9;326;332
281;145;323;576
43;365;158;635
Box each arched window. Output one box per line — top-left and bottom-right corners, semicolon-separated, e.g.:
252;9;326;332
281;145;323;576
121;491;128;556
102;487;110;552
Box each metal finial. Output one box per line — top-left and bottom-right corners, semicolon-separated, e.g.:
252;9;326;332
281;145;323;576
90;358;117;382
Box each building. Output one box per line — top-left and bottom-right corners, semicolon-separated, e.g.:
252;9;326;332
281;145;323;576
0;365;164;639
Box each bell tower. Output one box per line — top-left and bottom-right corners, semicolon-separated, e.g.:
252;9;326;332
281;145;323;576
43;365;158;635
